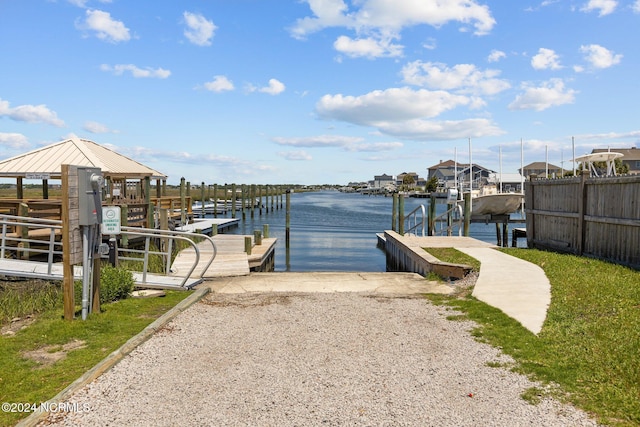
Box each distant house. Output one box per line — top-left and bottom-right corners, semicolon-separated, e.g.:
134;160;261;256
396;172;425;189
427;160;494;190
487;173;525;193
592;147;640;175
520;162;563;178
373;173;396;189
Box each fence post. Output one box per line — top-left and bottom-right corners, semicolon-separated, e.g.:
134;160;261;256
526;175;536;248
577;170;589;255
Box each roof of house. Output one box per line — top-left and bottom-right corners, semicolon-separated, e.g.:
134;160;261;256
522;161;562;170
0;137;166;179
592;147;640;160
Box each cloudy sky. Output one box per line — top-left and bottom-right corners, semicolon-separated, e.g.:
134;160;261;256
1;0;638;184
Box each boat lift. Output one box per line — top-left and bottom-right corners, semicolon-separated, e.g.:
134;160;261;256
574;152;623;177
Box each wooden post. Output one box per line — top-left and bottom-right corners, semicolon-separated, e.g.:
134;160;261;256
392;193;398;232
398;193;405;235
231;183;237;218
180;177;186;225
526;175;536;248
250;184;256;219
577;170;589;255
463;192;471;237
285;189;291;247
502;221;508;247
263;224;269;239
18;203;29;260
244;236;252;255
62;166;73;320
145;176;152;228
446;203;453;236
42;179;49;199
120;204;129;248
258;185;263;215
241;185;246;221
16;177;23;200
495;223;502;246
254;230;262;245
200;181;206;218
213;184;218;218
428;194;436;236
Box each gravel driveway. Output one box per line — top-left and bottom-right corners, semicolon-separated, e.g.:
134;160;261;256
42;292;598;426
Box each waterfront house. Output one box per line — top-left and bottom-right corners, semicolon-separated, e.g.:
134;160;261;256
592;147;640;175
427;160;494;190
520;162;563;178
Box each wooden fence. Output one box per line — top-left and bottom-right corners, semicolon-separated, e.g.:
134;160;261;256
525;172;640;268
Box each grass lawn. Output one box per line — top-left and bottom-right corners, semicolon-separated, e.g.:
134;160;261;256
0;290;191;427
427;248;640;427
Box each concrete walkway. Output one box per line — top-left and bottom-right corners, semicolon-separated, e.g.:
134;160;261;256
203;245;551;335
456;247;551;335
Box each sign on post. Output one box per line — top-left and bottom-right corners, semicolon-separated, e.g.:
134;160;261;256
101;206;121;235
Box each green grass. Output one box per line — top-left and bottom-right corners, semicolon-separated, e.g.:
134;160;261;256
0;280;62;324
423;247;481;272
426;249;640;426
0;290;191;427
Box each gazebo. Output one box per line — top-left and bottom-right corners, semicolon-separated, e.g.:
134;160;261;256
0;137;176;227
0;137;167;199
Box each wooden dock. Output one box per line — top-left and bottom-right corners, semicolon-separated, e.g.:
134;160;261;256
171;234;277;278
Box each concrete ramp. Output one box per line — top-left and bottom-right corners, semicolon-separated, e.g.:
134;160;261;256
457;247;551;335
203;272;455;295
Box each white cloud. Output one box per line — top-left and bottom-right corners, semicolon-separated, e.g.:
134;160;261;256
100;64;171;78
259;79;286;95
273;135;403;152
334;35;403;58
0;98;65;127
316;87;470;126
531;48;562;70
401;61;510;96
634;0;640;12
203;75;235;92
487;50;506;62
291;0;496;38
83;121;116;133
278;150;313;161
76;9;130;43
183;12;216;46
508;78;577;111
580;44;622;68
290;0;495;59
581;0;618;16
375;118;504;140
273;135;363;148
0;132;30;149
345;141;404;152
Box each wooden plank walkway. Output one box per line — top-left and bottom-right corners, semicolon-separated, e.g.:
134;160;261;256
170;234;277;278
175;218;239;234
0;258;201;289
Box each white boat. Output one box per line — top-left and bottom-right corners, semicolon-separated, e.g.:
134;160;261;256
470;192;523;215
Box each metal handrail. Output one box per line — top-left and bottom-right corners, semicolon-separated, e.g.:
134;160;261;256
0;214;62;275
433;204;463;236
404;204;426;236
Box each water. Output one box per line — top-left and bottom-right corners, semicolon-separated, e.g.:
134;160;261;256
215;190;520;272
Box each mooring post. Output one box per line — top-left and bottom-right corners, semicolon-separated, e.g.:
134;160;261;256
286;189;291;247
463;192;471;236
392;193;398;232
231;183;236;219
398;193;405;235
428;194;436;236
263;224;269;239
241;184;246;221
244;236;252;255
200;181;205;218
180;177;186;225
213;183;218;218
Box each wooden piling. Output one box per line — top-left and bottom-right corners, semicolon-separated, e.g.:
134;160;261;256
398;193;405;235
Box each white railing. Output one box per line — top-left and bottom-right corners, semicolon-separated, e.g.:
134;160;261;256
432;204;463;236
404;205;426;236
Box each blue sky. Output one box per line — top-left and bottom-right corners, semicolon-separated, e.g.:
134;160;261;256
1;0;639;185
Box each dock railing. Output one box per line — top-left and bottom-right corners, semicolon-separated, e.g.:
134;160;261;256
404;204;426;236
432;204;463;237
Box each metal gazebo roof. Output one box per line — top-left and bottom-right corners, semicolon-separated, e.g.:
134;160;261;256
0;137;166;180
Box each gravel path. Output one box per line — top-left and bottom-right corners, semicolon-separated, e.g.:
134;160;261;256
42;292;598;426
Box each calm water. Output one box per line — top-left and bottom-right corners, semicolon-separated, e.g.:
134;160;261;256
218;190;518;272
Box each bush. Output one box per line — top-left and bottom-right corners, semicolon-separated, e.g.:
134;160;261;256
74;265;135;305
